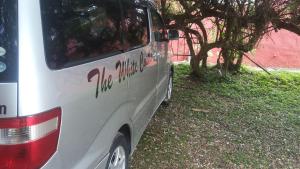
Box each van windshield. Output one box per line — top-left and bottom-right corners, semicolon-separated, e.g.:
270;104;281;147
0;0;18;83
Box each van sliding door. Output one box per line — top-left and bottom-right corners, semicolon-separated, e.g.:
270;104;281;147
121;1;158;143
150;9;169;105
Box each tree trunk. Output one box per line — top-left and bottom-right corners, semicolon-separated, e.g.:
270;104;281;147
201;53;208;69
185;31;201;77
190;57;201;77
222;49;230;76
234;52;244;71
160;0;166;19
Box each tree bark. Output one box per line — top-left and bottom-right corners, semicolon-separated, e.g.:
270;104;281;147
184;31;201;77
234;52;244;71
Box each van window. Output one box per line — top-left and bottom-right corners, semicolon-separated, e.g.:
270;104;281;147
40;0;123;69
0;0;18;83
121;1;149;50
150;10;167;42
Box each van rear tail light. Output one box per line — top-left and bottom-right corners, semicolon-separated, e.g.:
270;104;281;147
0;108;61;169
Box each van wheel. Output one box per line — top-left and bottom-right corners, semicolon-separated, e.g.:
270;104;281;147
106;133;129;169
163;73;173;103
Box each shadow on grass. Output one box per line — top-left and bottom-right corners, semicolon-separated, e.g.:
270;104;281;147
130;64;300;169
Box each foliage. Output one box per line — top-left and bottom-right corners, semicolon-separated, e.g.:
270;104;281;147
159;0;300;77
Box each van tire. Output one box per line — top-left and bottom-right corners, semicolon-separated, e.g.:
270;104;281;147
163;73;173;104
106;132;129;169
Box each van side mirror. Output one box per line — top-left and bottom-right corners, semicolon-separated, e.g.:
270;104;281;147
168;29;179;40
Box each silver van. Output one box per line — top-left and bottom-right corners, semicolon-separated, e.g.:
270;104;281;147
0;0;178;169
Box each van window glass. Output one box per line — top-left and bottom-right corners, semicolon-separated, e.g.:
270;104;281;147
0;0;18;83
40;0;122;69
150;10;167;42
121;1;149;50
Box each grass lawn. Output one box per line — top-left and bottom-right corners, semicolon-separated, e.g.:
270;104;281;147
130;64;300;169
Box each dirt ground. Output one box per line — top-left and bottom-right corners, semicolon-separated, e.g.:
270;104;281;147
130;65;300;169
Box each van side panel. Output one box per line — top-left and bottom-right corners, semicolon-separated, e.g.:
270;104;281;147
127;46;158;147
18;0;169;168
19;0;131;168
149;10;170;105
